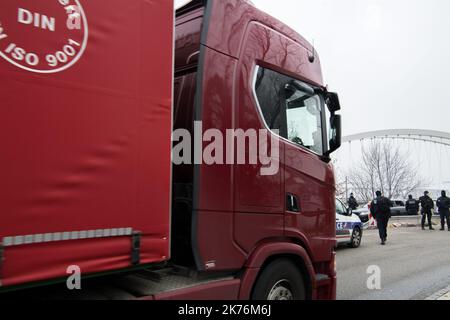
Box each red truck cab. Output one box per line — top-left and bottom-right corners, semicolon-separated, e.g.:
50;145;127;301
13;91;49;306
170;0;341;299
0;0;341;300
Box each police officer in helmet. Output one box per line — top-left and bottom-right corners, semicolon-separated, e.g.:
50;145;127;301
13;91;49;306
370;191;392;245
419;191;435;230
436;190;450;231
405;195;419;216
348;193;358;211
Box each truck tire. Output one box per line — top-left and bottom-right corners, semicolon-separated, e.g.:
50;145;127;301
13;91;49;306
252;259;306;300
349;227;362;248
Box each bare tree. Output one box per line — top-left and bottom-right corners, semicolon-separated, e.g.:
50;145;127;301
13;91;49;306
333;160;348;202
347;140;423;203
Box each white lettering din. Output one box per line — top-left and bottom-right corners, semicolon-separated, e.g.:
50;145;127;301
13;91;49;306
18;8;56;32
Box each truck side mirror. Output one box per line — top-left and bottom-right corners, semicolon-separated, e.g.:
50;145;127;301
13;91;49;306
326;114;342;156
326;92;341;112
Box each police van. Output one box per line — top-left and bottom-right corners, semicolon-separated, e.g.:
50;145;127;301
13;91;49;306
336;199;363;248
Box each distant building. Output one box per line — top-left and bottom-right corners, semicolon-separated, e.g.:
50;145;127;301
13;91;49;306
416;182;450;199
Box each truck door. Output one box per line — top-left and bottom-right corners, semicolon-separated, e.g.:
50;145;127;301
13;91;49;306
236;22;335;261
282;77;336;262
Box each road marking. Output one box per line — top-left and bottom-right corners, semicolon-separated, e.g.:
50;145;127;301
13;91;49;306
426;285;450;300
438;293;450;300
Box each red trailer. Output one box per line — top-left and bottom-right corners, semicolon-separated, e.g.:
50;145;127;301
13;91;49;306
0;0;341;300
0;0;173;288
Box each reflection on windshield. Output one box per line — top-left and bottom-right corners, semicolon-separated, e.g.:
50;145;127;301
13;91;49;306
286;91;323;154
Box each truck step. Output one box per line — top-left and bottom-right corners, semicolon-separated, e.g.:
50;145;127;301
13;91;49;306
111;270;233;297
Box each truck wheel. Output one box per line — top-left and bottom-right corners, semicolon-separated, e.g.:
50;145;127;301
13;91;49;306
349;227;362;248
252;259;306;300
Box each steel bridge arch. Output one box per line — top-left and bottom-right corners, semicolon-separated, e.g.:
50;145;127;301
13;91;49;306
342;129;450;146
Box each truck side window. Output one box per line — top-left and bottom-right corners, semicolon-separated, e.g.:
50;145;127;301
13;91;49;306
254;67;286;136
254;67;324;155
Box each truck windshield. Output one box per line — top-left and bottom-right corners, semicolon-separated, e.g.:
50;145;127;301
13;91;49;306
286;90;324;154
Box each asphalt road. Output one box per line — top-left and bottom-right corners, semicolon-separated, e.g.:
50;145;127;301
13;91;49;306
336;226;450;300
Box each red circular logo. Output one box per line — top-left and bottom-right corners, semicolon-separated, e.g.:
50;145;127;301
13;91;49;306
0;0;88;73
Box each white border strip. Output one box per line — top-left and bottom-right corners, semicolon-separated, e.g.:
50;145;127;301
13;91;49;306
2;228;133;247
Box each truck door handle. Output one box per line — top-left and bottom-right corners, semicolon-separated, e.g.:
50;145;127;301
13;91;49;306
287;194;301;213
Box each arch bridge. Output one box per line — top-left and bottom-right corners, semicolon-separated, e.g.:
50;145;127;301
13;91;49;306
342;129;450;147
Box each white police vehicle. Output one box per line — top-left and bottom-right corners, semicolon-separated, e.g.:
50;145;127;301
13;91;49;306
336;198;363;248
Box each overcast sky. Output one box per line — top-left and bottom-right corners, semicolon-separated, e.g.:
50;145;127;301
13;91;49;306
253;0;450;186
251;0;450;136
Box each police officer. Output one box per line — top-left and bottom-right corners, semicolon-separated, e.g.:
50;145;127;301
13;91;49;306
419;191;435;230
370;191;392;245
405;195;419;216
436;190;450;231
348;193;358;211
